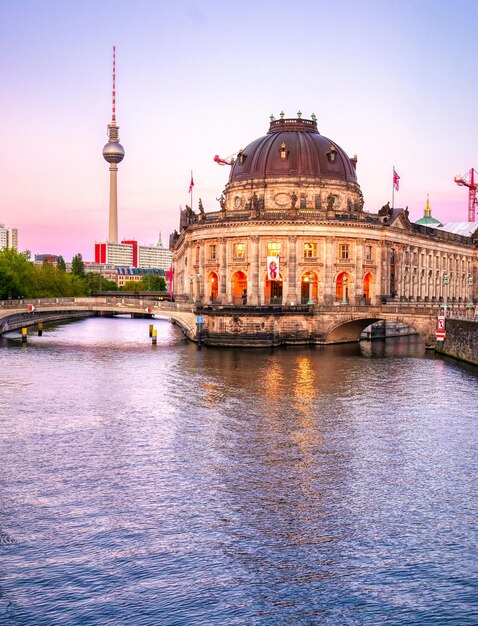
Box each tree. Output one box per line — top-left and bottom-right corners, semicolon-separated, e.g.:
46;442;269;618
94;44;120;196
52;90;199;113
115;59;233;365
57;255;66;271
0;249;35;299
71;253;85;278
86;272;117;293
121;280;141;292
137;275;167;291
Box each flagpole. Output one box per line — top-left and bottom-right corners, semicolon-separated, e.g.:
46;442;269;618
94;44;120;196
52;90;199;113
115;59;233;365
392;165;395;209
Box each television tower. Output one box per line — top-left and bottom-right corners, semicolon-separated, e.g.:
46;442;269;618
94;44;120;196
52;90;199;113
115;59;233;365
102;46;125;243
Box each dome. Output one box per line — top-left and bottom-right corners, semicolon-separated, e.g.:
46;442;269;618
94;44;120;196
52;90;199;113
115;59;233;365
415;196;442;227
103;141;125;164
229;117;357;184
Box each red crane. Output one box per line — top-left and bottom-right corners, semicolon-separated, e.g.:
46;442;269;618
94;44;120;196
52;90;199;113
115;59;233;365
213;153;235;166
454;168;477;222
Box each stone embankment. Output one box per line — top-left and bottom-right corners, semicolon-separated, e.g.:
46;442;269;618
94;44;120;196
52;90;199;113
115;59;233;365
436;318;478;366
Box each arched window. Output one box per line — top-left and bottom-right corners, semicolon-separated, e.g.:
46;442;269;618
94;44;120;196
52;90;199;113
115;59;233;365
301;271;318;304
231;271;247;305
363;273;373;303
208;272;219;301
336;272;351;303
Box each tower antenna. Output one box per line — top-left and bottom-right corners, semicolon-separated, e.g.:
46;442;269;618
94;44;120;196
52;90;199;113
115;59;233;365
112;45;116;124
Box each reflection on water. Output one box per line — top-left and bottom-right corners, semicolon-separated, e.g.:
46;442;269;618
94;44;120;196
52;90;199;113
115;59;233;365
0;317;477;626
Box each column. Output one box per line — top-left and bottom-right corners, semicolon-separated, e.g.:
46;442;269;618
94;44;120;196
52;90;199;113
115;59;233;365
287;235;297;304
250;236;260;305
219;238;227;304
355;239;364;303
374;241;383;303
324;237;334;304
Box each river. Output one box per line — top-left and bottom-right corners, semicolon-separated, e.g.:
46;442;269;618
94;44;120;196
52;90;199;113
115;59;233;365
0;317;477;625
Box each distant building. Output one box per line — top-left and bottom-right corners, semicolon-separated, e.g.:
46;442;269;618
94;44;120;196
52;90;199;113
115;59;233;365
34;254;59;264
94;236;172;270
95;241;134;266
115;266;166;288
84;263;171;289
0;224;18;251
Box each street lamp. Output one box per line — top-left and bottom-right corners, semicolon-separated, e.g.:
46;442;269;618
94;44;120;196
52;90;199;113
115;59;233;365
210;275;215;303
306;272;314;304
196;273;201;304
468;275;473;306
341;274;348;305
443;272;449;313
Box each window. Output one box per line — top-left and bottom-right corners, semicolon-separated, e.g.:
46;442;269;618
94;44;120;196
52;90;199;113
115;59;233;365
267;242;281;257
233;242;246;259
365;245;372;261
304;242;317;258
209;244;217;260
339;243;349;260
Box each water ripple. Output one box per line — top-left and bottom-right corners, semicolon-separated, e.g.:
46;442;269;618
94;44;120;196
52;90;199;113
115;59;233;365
0;319;477;625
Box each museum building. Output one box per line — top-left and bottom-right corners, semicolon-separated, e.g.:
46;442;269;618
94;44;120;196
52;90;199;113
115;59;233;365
170;115;477;307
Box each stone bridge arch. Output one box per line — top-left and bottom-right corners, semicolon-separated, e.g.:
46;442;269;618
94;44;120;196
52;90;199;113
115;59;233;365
323;313;435;347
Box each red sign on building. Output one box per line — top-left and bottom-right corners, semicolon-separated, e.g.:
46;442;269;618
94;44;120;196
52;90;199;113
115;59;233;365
435;315;446;341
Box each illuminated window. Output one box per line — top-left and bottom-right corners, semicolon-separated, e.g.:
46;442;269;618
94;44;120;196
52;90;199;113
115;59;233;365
304;242;317;258
233;242;246;258
267;242;281;257
209;244;217;260
339;244;349;260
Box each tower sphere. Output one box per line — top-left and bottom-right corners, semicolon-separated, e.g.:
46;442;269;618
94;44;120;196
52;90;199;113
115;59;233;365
103;141;125;164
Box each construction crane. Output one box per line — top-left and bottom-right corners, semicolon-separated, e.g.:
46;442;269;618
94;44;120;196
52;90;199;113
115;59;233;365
454;168;477;222
213;153;235;166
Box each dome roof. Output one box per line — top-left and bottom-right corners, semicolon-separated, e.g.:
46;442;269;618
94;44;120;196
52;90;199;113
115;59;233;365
415;197;442;227
229;117;357;184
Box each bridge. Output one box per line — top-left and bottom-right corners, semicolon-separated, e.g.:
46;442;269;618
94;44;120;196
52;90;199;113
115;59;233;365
0;296;197;340
1;295;475;348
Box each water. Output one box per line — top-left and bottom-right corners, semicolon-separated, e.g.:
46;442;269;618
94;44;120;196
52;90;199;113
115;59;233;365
0;317;477;625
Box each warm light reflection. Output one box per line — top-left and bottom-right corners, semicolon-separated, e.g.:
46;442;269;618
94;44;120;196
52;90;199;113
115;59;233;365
262;359;284;400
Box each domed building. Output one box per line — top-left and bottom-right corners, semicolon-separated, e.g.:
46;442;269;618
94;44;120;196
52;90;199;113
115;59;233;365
170;114;477;321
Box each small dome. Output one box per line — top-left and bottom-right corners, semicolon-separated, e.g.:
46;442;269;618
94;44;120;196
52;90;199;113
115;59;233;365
103;142;125;164
415;196;442;227
229;117;357;183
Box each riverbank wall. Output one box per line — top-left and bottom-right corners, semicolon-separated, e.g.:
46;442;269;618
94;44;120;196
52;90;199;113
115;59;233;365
435;319;478;366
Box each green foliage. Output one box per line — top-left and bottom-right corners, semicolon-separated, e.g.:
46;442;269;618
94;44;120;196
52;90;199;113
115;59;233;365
0;249;35;299
121;280;141;292
0;248;89;299
86;272;118;292
71;253;85;278
31;262;88;297
139;275;167;291
57;255;66;271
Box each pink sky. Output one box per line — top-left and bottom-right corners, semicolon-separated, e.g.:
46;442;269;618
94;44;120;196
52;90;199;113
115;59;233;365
1;0;477;260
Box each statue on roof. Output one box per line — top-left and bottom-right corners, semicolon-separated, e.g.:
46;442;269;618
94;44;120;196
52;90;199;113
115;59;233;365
216;193;226;210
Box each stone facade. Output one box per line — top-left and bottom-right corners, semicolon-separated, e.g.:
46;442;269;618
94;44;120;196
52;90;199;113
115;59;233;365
435;318;478;365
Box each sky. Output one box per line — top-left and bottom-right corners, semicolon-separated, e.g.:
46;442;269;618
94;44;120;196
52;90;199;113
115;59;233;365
1;0;477;261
